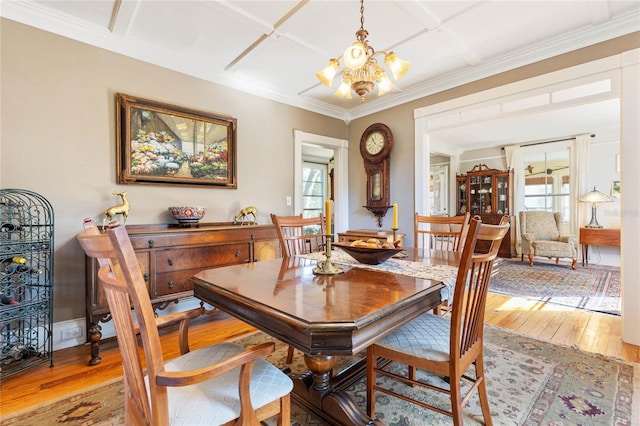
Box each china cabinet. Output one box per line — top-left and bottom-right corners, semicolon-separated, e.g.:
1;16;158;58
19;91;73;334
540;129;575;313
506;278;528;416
1;189;54;377
456;164;515;257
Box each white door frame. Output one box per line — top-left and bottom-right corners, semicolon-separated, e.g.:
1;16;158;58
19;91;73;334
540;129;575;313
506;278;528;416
294;130;349;234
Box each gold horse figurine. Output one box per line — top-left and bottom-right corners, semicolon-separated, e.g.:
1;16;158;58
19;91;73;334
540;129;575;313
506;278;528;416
102;191;130;229
233;206;257;225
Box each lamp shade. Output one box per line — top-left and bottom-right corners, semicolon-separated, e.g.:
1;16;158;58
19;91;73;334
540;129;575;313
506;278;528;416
377;70;395;96
335;77;353;99
579;186;613;229
384;52;411;80
578;186;614;204
343;42;368;70
316;59;339;87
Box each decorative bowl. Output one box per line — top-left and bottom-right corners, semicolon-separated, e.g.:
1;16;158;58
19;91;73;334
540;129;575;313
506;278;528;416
332;242;403;265
168;206;206;223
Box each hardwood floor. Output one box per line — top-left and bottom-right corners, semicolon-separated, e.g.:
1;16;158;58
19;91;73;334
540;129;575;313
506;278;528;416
1;293;638;417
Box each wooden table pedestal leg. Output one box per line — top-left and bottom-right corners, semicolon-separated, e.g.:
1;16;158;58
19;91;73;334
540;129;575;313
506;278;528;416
290;354;384;426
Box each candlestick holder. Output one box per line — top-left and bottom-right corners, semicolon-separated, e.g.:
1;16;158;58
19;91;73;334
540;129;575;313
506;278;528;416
392;227;398;242
313;235;344;275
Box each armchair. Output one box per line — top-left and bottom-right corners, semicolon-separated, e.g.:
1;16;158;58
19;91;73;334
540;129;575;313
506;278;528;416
519;211;577;269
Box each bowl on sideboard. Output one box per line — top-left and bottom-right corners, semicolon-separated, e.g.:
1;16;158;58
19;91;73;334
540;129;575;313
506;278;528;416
168;206;206;223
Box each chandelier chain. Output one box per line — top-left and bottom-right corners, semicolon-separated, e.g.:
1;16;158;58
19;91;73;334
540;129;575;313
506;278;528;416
359;0;365;31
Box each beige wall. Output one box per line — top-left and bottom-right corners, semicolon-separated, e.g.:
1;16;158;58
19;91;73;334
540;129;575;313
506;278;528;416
0;19;346;321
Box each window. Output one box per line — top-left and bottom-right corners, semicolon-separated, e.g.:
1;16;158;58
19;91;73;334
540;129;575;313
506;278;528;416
302;162;326;233
429;163;449;215
523;147;570;229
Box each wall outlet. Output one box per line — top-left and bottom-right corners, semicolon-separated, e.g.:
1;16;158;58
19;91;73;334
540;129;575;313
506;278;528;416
286;196;292;206
61;326;83;341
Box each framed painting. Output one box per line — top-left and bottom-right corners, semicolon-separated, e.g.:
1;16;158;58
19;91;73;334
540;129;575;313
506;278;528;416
116;93;237;188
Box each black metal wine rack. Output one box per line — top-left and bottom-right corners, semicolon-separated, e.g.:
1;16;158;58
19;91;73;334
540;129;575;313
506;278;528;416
1;189;54;377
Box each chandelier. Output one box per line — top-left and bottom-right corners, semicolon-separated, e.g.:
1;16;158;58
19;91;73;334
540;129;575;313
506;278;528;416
315;0;411;102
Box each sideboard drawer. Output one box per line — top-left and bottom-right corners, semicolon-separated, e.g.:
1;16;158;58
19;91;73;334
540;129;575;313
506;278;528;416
155;244;250;273
155;270;199;296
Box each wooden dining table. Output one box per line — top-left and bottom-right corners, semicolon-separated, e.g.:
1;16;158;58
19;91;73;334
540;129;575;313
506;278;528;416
192;247;460;426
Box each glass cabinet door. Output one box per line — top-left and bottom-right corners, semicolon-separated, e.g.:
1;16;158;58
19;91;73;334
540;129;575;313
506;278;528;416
469;173;493;214
456;177;467;215
496;174;509;215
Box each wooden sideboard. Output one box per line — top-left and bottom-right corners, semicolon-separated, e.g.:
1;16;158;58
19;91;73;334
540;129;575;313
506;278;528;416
85;222;279;365
579;227;620;266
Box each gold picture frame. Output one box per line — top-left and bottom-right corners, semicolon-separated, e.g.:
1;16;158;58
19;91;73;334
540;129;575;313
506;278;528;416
116;93;237;188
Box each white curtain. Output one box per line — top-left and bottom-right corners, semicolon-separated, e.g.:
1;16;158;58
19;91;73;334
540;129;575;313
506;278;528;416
504;145;523;255
571;134;591;236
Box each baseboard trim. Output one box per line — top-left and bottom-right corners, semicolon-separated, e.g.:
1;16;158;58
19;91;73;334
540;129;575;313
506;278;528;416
52;296;211;351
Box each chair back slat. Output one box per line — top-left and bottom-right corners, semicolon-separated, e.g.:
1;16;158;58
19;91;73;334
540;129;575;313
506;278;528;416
450;216;510;360
414;212;470;252
271;214;325;257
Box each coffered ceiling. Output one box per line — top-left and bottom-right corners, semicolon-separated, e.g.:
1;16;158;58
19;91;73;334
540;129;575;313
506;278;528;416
2;1;638;146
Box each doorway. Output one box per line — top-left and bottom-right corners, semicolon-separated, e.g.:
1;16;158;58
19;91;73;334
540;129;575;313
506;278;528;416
293;130;349;233
413;50;640;346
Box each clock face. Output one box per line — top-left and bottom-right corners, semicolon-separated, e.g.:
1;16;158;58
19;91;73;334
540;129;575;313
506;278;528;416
360;123;393;162
366;132;385;155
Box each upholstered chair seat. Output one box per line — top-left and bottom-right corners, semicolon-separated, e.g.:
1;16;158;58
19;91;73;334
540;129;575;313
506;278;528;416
374;313;451;362
157;342;293;425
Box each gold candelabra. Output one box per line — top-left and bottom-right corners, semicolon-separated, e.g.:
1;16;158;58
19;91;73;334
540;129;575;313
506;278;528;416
313;235;344;275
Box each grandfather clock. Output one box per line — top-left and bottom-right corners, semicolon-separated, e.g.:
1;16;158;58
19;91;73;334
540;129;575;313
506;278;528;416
360;123;393;227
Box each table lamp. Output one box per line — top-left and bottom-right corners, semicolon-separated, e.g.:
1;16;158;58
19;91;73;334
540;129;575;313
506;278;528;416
578;186;614;228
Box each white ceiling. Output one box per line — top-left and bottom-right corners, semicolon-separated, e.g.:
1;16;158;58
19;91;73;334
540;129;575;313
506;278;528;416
2;1;638;148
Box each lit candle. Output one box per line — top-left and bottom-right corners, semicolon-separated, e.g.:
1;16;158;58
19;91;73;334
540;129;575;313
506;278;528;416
393;203;398;229
325;200;331;234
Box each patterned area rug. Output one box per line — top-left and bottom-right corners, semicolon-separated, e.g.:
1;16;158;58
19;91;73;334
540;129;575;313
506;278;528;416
2;326;638;426
490;259;621;315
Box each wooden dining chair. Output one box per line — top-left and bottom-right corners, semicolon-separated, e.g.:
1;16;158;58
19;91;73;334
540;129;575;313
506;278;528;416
270;213;326;257
270;213;326;363
415;212;470;314
367;216;510;426
77;219;292;426
414;212;471;252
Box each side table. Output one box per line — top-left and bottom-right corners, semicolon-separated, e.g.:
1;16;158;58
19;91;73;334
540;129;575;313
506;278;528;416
579;227;620;266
